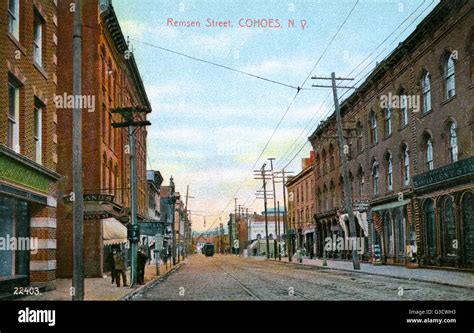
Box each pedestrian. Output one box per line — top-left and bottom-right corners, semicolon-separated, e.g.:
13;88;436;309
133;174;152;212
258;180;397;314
109;249;116;285
296;249;303;263
137;244;149;285
113;249;127;287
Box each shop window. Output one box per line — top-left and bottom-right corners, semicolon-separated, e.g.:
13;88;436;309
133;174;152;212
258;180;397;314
382;211;393;256
462;192;474;263
424;199;436;258
442;197;456;257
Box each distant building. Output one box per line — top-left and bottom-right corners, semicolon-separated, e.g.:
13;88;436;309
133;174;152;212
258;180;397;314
286;151;316;257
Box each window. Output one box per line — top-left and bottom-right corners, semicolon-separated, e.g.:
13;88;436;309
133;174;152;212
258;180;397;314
356;121;363;154
384;108;392;137
386;153;393;191
424;199;436;258
322;150;327;174
370;111;378;144
422;71;432;113
34;12;43;66
444;54;456;99
372;161;379;195
448;122;458;163
442;197;456;257
426;136;434;171
33;106;42;164
357;167;364;198
329;145;335;171
8;0;19;40
7;81;20;153
400;92;408;127
315;155;321;177
402;145;410;186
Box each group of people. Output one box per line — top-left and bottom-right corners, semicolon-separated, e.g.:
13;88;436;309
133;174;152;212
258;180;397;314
109;242;149;287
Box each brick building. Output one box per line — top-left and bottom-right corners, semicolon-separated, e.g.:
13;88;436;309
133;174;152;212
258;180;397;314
0;0;60;292
286;151;316;256
55;0;151;277
309;0;473;269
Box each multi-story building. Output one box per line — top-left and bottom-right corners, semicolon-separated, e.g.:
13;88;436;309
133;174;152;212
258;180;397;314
55;0;151;277
286;152;316;256
0;0;60;292
309;0;473;270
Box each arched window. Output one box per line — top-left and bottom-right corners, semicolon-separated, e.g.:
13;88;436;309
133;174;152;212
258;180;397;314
329;144;335;171
386;152;393;191
322;149;327;175
357;166;364;198
444;54;456;99
448;122;458;163
400;90;409;127
442;197;456;256
370;110;378;144
384;107;392;137
356;121;363;154
424;199;436;258
372;161;379;195
402;145;410;186
422;71;432;114
426;136;434;171
315;154;321;177
330;181;336;209
323;185;328;211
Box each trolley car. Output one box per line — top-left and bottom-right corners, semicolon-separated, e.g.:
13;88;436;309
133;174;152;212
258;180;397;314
202;243;215;257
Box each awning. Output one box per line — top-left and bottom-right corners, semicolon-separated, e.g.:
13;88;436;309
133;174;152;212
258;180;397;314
339;211;368;237
371;199;410;212
303;227;315;234
102;218;128;246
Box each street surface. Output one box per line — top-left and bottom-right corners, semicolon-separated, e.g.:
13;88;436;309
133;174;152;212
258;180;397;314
132;255;474;301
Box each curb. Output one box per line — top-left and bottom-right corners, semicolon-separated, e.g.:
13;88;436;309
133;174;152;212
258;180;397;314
262;258;474;290
120;261;185;300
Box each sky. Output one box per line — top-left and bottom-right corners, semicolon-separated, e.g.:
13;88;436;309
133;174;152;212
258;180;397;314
113;0;439;232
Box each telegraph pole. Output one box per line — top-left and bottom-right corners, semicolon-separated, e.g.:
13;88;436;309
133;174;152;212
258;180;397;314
268;158;278;259
184;185;195;259
254;164;270;259
112;107;152;285
277;201;281;260
72;0;84;301
273;169;294;262
312;72;360;270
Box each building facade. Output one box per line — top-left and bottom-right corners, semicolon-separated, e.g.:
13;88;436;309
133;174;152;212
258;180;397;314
309;0;473;269
55;0;151;277
0;0;60;292
286;152;316;257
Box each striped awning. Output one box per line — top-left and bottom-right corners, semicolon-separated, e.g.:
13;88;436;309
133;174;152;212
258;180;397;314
102;218;128;246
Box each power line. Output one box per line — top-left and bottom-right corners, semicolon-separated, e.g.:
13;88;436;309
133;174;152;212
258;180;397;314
129;37;301;90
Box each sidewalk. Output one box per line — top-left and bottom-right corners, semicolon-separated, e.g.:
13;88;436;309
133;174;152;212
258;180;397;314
25;260;182;301
259;256;474;289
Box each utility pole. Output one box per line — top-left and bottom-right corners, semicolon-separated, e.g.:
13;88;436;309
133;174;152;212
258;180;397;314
72;0;84;301
254;164;270;259
183;185;195;260
277;201;281;261
312;72;360;270
112;107;151;286
273;169;294;262
268;158;278;259
170;176;177;266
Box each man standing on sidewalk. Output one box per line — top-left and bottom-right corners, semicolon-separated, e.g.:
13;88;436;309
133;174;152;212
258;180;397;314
113;249;127;287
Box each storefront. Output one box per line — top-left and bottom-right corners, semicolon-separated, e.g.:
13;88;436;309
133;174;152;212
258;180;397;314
0;146;60;293
413;156;474;270
371;199;411;266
